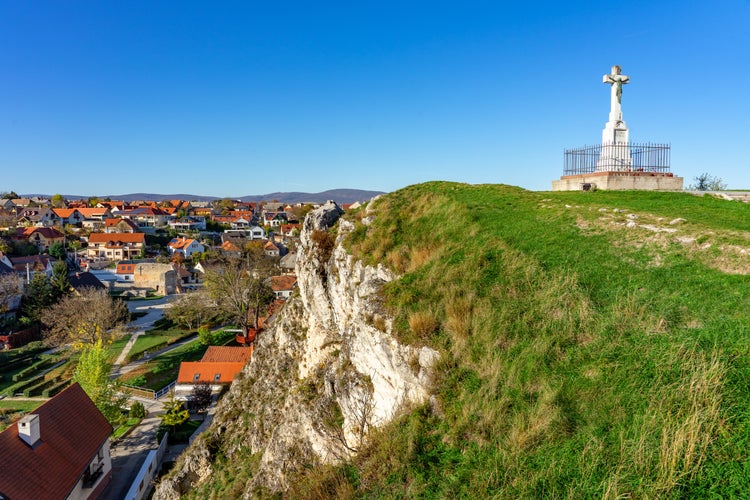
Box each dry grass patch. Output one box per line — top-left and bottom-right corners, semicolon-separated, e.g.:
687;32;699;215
408;310;439;340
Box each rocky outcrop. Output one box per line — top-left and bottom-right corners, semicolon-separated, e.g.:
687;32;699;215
155;201;439;498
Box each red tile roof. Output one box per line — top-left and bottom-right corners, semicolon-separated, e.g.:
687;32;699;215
104;218;140;230
270;275;297;292
221;240;241;253
168;237;197;250
15;226;65;240
177;361;246;384
52;208;79;218
76;207;110;218
201;346;254;363
88;232;145;244
0;383;112;499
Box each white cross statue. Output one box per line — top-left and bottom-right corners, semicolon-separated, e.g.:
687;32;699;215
603;65;629;123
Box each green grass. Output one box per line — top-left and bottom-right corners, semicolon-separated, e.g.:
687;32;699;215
176;182;750;498
126;318;194;361
315;182;750;498
106;335;130;360
112;416;142;440
121;339;206;390
0;400;43;432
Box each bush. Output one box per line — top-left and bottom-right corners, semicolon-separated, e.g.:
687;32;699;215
42;379;70;398
127;375;148;388
130;401;147;419
198;327;213;346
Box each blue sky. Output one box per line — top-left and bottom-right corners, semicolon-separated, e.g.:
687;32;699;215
1;1;748;197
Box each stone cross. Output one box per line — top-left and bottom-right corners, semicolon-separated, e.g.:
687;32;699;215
603;65;629;123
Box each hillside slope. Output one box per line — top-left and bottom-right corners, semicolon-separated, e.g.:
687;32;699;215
158;182;750;498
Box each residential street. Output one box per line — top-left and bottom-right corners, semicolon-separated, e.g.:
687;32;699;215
101;396;166;500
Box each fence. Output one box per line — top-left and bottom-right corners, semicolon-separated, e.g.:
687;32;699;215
123;380;175;400
564;142;671;176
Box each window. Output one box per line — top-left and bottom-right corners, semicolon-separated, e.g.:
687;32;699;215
193;373;200;381
214;373;221;381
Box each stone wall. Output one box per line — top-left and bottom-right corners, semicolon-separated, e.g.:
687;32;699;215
552;172;684;191
133;263;177;295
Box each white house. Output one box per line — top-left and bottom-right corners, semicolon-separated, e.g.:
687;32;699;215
167;237;205;258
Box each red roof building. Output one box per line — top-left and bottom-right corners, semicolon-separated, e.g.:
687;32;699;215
86;232;145;260
0;383;113;499
200;346;254;364
174;346;253;401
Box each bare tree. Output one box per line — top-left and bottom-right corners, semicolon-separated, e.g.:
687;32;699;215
164;290;214;331
315;382;377;459
41;287;129;348
0;273;23;322
204;257;274;340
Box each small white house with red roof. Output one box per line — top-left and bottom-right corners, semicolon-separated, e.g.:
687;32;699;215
167;237;205;258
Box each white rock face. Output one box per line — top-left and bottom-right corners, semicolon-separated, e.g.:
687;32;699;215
155;200;439;497
296;201;439;444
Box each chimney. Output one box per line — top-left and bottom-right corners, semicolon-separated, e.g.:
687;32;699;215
18;414;41;447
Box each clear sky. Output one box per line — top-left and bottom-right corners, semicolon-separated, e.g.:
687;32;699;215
1;1;748;197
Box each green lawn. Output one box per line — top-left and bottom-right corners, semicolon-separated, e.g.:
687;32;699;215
106;335;131;361
126;318;194;362
0;400;43;432
112;416;142;440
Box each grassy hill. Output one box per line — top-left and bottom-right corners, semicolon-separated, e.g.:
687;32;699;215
292;182;750;498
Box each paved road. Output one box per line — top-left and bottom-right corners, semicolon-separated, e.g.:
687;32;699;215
101;396;165;500
114;296;173;366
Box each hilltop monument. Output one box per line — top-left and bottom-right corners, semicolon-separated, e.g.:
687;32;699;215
552;65;683;191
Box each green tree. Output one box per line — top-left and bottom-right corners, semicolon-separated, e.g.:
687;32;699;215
0;191;19;199
50;194;66;208
74;339;129;425
50;261;70;298
12;240;39;256
20;273;56;323
160;393;190;431
129;401;147;419
165;291;214;331
48;241;66;260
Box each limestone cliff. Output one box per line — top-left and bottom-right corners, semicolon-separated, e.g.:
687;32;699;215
154;201;439;498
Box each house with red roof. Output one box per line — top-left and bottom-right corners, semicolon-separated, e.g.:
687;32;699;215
174;346;253;402
86;232;145;260
264;241;280;257
0;383;113;499
269;275;298;299
167;237;205;258
13;226;65;252
117;207;171;231
104;217;140;233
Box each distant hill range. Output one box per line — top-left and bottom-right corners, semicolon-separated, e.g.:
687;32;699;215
21;189;385;205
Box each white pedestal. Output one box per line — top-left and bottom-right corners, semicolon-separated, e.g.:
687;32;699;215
597;120;632;172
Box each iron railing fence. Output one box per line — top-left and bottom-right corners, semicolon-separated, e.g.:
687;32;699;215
564;142;671;176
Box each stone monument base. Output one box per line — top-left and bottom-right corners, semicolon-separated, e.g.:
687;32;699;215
552;171;683;192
